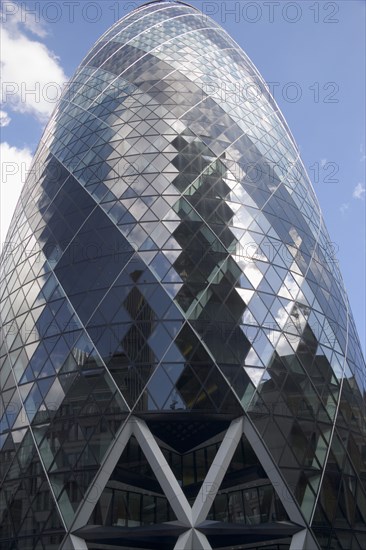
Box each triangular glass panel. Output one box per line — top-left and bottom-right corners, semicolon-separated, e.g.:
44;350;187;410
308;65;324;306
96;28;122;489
41;504;65;535
108;349;156;409
0;490;15;541
7;480;33;532
86;434;178;531
52;471;85;526
219;364;255;405
207;432;291;535
142;365;175;409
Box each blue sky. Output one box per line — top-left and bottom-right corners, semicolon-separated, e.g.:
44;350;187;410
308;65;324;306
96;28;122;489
1;0;365;352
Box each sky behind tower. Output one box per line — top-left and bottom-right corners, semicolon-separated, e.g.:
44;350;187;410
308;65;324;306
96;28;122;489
0;0;365;351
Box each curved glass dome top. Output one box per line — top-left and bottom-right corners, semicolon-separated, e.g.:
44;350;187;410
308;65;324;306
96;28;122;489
0;2;365;550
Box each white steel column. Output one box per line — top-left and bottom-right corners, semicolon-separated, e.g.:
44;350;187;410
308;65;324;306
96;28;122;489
174;529;210;550
59;417;133;549
191;416;244;525
60;534;88;550
132;417;194;526
174;530;194;550
290;528;319;550
60;415;320;550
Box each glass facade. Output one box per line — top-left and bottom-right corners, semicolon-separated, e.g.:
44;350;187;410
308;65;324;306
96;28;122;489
0;1;365;549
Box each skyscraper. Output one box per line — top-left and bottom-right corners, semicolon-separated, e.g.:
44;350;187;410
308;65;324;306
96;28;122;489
0;1;365;549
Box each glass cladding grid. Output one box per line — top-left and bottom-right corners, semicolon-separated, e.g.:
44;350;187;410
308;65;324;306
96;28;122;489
0;1;365;549
79;13;321;253
79;4;195;68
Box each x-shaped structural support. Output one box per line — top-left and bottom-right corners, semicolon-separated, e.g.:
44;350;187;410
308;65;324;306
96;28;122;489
60;415;319;550
135;416;244;549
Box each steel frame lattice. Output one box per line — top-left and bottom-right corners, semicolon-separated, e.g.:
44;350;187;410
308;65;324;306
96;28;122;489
0;1;365;550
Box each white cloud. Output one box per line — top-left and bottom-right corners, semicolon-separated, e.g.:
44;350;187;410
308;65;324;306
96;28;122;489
1;142;33;250
1;3;68;122
353;183;365;200
339;203;349;215
1;1;48;37
0;110;11;126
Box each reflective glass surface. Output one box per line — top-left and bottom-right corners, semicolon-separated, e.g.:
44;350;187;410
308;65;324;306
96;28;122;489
0;1;365;549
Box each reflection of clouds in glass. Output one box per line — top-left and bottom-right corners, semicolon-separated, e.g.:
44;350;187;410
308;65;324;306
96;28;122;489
244;367;265;388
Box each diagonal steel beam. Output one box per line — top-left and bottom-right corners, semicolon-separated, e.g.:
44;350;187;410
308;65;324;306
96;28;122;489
67;418;133;535
243;416;320;549
173;528;212;550
132;417;193;526
191;416;244;525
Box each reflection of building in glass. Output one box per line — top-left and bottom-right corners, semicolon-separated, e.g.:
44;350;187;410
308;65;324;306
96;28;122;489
0;1;365;549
